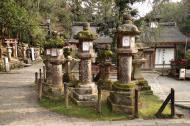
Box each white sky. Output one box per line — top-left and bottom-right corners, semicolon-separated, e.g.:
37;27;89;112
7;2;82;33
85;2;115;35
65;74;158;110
132;0;182;17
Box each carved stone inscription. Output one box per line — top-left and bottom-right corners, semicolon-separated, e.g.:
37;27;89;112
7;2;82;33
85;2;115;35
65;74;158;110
79;59;92;83
118;55;132;83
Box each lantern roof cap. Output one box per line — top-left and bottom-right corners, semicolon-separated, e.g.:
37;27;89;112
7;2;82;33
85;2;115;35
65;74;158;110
74;22;98;41
118;14;141;35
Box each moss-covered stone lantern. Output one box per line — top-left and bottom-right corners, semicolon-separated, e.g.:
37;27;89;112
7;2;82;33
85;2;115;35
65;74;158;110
72;22;98;106
43;31;65;100
108;14;141;116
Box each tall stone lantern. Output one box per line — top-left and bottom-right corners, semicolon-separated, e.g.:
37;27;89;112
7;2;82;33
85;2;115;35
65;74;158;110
72;22;98;106
108;14;141;115
43;32;65;100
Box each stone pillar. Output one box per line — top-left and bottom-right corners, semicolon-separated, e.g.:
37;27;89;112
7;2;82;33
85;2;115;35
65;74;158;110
43;48;65;100
12;44;18;58
71;22;98;106
108;14;141;116
132;58;146;80
22;46;27;59
44;48;52;83
3;57;10;72
7;47;12;61
79;57;92;83
118;55;132;83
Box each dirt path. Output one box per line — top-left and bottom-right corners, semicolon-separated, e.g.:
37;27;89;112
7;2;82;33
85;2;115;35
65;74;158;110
0;63;86;126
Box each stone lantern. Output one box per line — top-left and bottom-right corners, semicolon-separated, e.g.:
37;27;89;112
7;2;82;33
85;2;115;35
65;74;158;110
108;14;141;115
43;32;65;100
116;14;140;83
72;22;98;106
132;43;147;80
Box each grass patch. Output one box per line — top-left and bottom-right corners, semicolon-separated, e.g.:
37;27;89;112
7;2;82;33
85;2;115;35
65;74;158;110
40;93;171;120
39;97;129;120
139;94;171;118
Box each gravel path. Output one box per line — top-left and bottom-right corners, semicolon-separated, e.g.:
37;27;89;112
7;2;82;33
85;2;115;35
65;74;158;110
0;63;87;126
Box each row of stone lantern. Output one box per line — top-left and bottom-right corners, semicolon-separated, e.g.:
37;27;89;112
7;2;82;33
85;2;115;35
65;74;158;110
42;14;142;115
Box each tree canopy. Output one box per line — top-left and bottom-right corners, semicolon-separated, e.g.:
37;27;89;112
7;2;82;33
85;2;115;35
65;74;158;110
0;0;189;47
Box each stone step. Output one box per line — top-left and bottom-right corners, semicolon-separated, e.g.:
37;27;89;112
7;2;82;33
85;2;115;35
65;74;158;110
70;95;96;107
72;91;96;101
75;88;93;95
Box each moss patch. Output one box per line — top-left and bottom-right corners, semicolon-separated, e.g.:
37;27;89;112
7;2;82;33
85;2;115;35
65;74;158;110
40;91;171;120
112;81;137;91
44;38;64;48
139;94;171;118
137;79;148;86
40;97;129;120
74;30;97;41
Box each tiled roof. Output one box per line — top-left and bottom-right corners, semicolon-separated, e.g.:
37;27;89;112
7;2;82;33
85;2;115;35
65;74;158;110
141;22;190;44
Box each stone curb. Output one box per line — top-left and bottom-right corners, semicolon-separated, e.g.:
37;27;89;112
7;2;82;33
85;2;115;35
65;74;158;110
175;103;190;109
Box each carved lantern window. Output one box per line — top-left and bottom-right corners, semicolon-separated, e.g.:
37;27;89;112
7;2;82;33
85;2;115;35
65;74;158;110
122;36;135;48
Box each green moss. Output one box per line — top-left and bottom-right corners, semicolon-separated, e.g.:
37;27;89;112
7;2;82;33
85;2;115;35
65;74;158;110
139;94;171;118
104;50;113;58
112;81;136;91
74;30;97;41
44;38;64;48
40;97;129;120
137;79;148;86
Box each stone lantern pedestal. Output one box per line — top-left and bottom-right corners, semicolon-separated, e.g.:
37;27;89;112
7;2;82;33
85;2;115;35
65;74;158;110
72;54;97;106
132;58;146;80
43;48;65;100
71;22;97;106
107;14;141;116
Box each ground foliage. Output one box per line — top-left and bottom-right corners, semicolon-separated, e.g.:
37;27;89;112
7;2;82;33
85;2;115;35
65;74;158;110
40;93;171;120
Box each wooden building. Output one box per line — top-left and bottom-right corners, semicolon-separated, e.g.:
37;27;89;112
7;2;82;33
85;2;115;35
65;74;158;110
141;22;190;69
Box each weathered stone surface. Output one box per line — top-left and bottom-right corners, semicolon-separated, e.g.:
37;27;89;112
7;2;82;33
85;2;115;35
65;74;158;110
44;60;52;83
51;64;63;86
71;96;96;106
109;92;134;106
73;22;97;106
73;91;96;101
118;55;132;83
132;58;146;80
79;59;92;83
43;83;64;100
43;48;65;100
107;97;134;115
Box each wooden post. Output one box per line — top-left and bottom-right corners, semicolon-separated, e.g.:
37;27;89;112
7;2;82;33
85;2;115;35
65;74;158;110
171;88;175;117
155;88;175;118
134;89;139;118
162;61;165;76
35;72;38;84
43;66;46;82
97;84;102;113
64;83;68;108
39;69;42;100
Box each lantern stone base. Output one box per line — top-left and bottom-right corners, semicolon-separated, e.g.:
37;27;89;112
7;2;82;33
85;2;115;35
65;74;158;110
71;82;97;106
107;87;135;115
43;83;64;101
136;80;153;95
